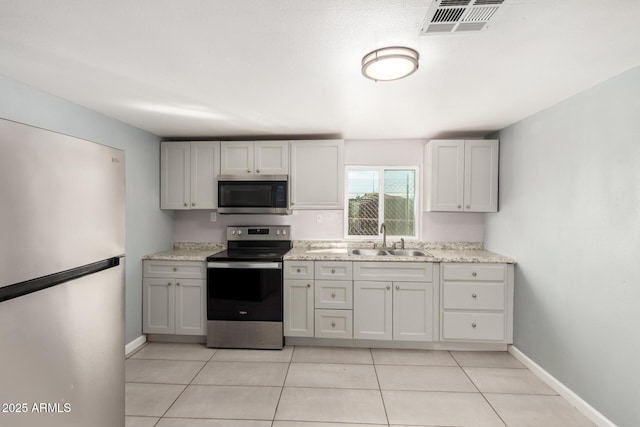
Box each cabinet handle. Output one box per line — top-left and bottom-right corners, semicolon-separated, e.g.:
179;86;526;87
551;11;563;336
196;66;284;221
167;282;171;286
173;267;177;272
395;285;400;290
296;268;301;273
457;205;462;209
386;285;390;290
331;322;336;328
192;202;196;207
331;269;335;274
472;323;477;328
256;169;260;173
307;283;311;288
246;169;251;173
331;292;336;298
472;272;477;277
184;203;188;207
472;293;477;298
176;282;180;286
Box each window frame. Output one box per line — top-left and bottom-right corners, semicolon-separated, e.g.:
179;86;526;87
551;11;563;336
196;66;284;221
343;165;420;241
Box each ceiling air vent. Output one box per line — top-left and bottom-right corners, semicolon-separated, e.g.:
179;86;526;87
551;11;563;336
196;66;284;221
420;0;507;35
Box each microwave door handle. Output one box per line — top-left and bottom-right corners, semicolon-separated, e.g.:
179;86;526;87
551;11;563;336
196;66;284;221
207;262;282;269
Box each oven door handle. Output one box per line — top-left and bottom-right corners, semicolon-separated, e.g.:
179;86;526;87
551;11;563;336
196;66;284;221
207;262;282;269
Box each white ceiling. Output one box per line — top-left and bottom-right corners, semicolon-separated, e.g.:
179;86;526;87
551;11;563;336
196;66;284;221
1;0;639;140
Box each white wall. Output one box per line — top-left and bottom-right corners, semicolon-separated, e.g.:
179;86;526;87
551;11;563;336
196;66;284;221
0;74;175;344
174;139;485;243
484;66;640;427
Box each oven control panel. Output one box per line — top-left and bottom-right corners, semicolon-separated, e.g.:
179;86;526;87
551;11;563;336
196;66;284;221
227;225;291;241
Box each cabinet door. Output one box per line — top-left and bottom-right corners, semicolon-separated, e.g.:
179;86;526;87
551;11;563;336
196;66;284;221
424;140;464;212
464;140;499;212
284;279;314;337
190;141;220;209
220;141;254;175
175;279;206;335
143;278;175;334
290;140;344;209
161;141;190;209
393;281;433;341
255;141;289;175
354;281;392;340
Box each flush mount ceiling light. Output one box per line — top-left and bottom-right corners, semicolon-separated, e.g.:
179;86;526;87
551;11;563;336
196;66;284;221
361;46;419;82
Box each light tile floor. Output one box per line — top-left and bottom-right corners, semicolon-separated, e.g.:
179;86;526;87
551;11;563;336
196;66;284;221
126;344;596;427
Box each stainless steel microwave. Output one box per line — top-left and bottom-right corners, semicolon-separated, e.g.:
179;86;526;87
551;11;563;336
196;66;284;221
217;175;289;214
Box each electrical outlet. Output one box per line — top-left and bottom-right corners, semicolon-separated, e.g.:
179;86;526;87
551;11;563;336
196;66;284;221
210;212;217;222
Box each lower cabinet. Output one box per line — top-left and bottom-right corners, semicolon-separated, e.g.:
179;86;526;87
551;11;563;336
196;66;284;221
440;263;513;343
142;260;206;336
353;262;435;342
284;261;315;337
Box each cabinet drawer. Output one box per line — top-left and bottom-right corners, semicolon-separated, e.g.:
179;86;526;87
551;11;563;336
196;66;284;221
284;261;314;280
442;264;505;282
315;261;353;280
315;309;353;339
315;280;353;309
143;260;205;279
442;312;505;341
443;283;505;310
354;262;433;282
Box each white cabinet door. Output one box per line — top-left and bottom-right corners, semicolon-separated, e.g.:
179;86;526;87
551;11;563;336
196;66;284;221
161;141;190;209
424;139;464;212
464;140;499;212
424;139;498;212
284;279;314;337
354;281;392;340
290;140;344;209
255;141;289;175
393;281;433;341
143;278;175;334
190;141;220;209
175;278;206;335
220;141;254;175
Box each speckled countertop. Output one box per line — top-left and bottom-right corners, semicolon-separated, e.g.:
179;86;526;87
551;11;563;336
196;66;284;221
284;241;515;264
143;241;515;264
142;242;225;261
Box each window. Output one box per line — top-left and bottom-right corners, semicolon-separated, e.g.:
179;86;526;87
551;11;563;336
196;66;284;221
345;166;419;240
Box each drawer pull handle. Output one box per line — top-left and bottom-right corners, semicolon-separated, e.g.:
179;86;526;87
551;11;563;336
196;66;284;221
386;285;390;290
307;283;311;288
239;311;248;315
296;268;301;273
331;293;336;298
176;282;180;286
331;322;336;328
173;267;177;271
167;282;171;286
472;323;477;328
331;269;335;274
472;272;477;277
472;293;477;298
466;205;471;209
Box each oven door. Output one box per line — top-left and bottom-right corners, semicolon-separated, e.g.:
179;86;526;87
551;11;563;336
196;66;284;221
207;262;283;322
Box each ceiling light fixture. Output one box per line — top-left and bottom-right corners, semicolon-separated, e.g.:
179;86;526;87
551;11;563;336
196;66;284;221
361;46;419;82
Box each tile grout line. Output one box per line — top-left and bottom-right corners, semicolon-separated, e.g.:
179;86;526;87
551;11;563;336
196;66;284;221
271;345;296;425
371;348;392;427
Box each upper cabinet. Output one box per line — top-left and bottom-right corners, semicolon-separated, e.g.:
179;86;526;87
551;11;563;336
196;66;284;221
290;140;344;210
424;139;499;212
161;141;220;210
220;141;289;175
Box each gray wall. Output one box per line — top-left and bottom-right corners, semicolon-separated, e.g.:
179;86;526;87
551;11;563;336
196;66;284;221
485;66;640;427
0;74;175;345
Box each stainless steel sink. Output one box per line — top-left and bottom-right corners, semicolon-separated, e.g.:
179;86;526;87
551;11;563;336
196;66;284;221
387;249;429;257
348;248;430;257
348;249;390;256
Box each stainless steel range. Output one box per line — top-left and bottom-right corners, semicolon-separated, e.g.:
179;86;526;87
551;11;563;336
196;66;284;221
206;225;291;349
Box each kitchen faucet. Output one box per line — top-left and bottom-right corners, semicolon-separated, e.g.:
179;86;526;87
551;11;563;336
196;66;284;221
380;223;387;248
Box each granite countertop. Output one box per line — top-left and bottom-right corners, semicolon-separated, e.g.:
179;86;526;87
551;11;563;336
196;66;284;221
144;241;515;264
143;242;225;262
284;241;515;264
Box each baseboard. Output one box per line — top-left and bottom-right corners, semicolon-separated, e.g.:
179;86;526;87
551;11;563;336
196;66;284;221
508;345;617;427
125;335;147;357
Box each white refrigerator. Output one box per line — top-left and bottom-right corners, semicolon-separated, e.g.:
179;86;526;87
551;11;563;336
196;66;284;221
0;118;125;426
